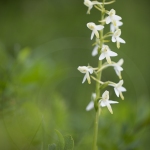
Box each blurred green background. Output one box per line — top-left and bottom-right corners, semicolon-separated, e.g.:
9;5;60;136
0;0;150;149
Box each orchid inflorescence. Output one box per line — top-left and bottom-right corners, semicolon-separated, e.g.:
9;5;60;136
78;0;126;114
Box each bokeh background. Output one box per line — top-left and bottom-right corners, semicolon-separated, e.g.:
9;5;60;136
0;0;150;149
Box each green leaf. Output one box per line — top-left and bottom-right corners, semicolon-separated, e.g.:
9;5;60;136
55;130;65;150
64;135;74;150
48;143;57;150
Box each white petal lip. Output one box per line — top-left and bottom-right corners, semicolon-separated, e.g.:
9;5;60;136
86;101;94;111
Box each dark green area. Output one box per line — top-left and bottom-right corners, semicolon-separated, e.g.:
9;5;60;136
0;0;150;149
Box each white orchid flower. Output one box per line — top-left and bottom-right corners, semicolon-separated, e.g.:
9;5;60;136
109;80;126;100
113;59;124;79
112;29;125;48
86;93;96;111
86;91;118;114
99;45;117;64
84;0;103;14
105;9;122;24
110;20;123;32
100;90;118;114
78;66;94;84
87;22;104;40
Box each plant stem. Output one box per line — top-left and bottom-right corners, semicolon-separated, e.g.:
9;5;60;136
93;1;105;150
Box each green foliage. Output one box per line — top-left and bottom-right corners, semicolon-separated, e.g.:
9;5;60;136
48;143;57;150
48;130;74;150
64;135;74;150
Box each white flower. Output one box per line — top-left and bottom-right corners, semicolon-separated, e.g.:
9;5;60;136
110;20;123;32
84;0;103;14
78;66;94;84
99;45;117;64
86;91;118;114
87;22;104;40
112;59;124;79
100;90;118;114
86;93;96;111
112;29;125;48
109;80;126;100
105;9;122;24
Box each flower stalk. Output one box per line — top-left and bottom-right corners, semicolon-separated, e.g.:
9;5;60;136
78;0;126;149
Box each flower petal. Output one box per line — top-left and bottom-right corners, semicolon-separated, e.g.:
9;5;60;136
108;50;118;57
88;68;93;74
118;80;123;86
117;37;125;43
86;101;94;111
86;72;91;84
95;25;104;31
106;55;111;64
106;102;113;114
113;15;122;21
105;16;111;24
82;74;87;84
118;86;126;92
93;29;99;39
91;31;95;40
117;59;124;66
112;36;116;42
92;45;99;56
99;53;105;60
108;100;119;104
102;90;109;100
114;88;119;97
100;101;106;107
110;23;115;32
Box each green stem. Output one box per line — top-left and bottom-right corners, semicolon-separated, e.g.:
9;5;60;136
93;1;105;150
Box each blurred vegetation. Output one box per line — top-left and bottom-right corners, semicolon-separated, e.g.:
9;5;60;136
0;0;150;149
